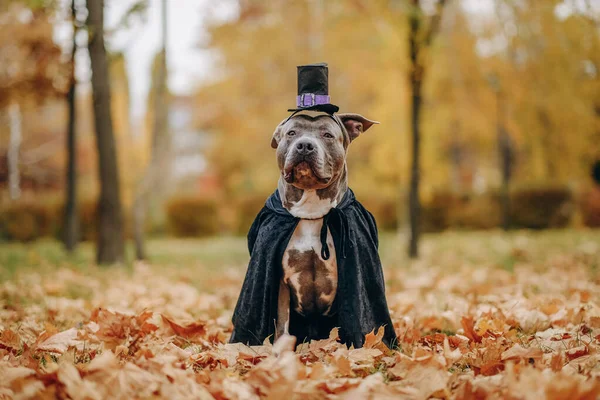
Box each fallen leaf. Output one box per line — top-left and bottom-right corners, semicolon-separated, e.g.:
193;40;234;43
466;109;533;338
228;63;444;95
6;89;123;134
566;346;589;361
501;344;543;361
0;329;21;353
37;328;80;354
161;314;207;340
461;316;482;343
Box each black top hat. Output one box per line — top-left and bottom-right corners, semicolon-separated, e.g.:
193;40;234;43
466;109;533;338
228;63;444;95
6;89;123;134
287;63;339;114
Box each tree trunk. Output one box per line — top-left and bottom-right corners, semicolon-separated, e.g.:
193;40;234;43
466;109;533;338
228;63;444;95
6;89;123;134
405;0;446;258
538;108;556;179
87;0;125;264
407;5;422;259
133;0;169;261
497;90;512;231
498;128;512;231
8;102;22;201
408;78;422;258
133;194;147;260
64;0;79;252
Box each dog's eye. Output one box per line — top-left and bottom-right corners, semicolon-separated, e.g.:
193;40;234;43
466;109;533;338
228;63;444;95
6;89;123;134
323;132;334;139
287;130;296;136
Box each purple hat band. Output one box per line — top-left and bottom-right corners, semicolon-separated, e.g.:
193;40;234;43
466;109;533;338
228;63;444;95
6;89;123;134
296;93;331;108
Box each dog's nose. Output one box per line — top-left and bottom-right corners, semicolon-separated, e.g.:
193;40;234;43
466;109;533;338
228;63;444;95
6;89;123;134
296;140;315;155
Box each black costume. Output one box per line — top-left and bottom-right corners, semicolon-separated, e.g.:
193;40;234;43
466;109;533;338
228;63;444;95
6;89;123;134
229;189;397;348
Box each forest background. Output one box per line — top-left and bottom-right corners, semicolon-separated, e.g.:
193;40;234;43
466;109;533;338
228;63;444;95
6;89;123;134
1;0;599;262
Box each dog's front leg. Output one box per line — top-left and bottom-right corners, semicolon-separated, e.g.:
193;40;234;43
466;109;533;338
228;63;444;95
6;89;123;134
273;279;296;356
275;279;290;339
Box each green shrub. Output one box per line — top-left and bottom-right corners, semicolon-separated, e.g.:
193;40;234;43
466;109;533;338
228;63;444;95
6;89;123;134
166;196;219;237
360;196;399;231
448;193;502;230
0;202;58;242
51;200;98;242
510;186;573;229
581;186;600;228
233;194;267;235
421;191;457;233
0;199;140;242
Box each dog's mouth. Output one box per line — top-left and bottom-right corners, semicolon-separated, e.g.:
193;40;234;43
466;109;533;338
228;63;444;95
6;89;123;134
283;161;330;186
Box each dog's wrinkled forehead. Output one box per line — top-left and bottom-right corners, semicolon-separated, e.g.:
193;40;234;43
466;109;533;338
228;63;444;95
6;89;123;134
271;112;348;149
272;111;378;150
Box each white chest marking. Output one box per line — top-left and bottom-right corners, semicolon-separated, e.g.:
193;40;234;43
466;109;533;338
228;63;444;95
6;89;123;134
288;190;337;219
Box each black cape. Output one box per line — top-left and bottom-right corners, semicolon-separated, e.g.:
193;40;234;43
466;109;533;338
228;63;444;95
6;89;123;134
229;189;397;348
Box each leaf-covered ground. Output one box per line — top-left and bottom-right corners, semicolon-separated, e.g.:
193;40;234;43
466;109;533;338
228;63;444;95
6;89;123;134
1;230;600;399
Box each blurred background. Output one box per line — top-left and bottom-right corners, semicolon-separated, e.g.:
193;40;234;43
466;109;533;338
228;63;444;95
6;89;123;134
0;0;599;265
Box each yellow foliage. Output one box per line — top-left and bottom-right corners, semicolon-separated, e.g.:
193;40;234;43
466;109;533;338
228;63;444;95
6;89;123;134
194;0;599;203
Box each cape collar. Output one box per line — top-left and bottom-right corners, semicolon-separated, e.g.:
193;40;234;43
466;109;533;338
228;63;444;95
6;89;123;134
265;188;356;217
265;188;356;260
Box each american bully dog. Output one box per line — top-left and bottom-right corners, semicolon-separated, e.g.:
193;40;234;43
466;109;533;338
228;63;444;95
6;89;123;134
230;63;396;348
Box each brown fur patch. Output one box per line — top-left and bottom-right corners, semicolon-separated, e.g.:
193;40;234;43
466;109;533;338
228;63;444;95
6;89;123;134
285;249;335;315
282;185;304;209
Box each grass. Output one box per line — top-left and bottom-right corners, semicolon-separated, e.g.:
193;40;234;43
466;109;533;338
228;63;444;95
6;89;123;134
1;229;598;284
0;236;247;281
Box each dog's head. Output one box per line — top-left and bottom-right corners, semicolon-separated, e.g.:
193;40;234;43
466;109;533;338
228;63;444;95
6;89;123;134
271;113;378;190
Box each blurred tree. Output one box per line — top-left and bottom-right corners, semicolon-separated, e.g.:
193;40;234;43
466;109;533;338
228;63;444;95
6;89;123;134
487;73;513;230
422;5;493;194
7;103;22;200
133;0;169;261
406;0;447;258
0;3;66;107
192;0;599;235
110;52;137;204
0;1;68;200
424;0;599;189
87;0;124;264
195;0;408;201
63;0;80;252
485;0;599;183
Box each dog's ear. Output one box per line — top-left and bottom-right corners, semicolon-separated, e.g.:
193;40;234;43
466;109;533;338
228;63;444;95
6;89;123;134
271;119;287;149
337;113;379;142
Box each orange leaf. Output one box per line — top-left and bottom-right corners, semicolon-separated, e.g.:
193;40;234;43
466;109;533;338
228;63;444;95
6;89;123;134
0;329;21;353
161;314;207;340
479;361;504;376
364;327;384;349
461;316;482;343
332;354;352;376
566;346;589;361
501;344;543;361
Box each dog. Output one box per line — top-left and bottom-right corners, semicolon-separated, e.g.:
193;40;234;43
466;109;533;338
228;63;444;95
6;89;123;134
230;63;396;348
272;112;376;339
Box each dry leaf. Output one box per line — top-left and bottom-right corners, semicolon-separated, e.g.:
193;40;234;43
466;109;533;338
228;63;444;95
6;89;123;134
161;314;207;340
37;328;80;354
2;233;600;399
501;344;543;361
0;329;21;353
461;316;482;343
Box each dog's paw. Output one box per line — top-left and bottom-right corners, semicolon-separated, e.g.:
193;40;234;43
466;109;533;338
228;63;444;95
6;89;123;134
273;333;296;357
